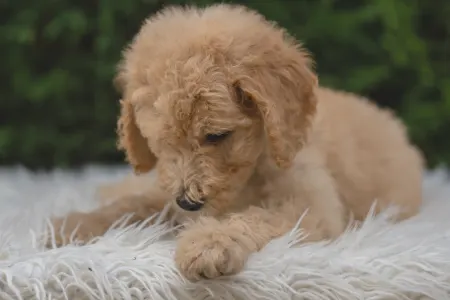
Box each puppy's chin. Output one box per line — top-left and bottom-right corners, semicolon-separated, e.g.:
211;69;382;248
170;202;215;226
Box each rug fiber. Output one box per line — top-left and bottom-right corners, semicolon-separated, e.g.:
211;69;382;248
0;165;450;300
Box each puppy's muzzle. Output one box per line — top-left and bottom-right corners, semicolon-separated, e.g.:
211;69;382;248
176;194;204;211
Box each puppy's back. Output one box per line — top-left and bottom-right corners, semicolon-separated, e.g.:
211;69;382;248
314;87;424;221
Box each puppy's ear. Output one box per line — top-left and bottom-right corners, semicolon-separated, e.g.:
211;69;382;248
117;99;157;174
113;61;127;94
113;73;126;94
237;45;318;168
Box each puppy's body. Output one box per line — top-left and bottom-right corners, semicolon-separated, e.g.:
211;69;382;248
311;88;423;221
51;4;424;281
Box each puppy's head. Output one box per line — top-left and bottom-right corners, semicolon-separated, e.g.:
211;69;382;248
116;4;318;215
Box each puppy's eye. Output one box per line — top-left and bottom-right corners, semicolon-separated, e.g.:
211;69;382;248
205;131;232;144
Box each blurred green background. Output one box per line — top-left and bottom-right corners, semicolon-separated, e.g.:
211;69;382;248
1;0;449;169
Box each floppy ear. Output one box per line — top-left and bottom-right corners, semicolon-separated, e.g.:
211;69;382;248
237;45;318;168
113;73;126;94
117;99;157;174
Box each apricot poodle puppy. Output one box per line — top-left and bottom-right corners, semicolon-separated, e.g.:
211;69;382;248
50;4;424;281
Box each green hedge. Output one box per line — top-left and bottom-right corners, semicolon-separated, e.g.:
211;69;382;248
1;0;449;169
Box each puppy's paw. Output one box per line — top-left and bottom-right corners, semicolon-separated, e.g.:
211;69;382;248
45;212;104;248
174;220;252;281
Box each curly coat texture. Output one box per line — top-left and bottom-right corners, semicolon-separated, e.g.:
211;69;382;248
51;4;425;281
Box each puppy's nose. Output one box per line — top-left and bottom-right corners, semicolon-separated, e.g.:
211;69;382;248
176;194;204;211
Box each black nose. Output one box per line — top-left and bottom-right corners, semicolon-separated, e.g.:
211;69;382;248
176;194;204;211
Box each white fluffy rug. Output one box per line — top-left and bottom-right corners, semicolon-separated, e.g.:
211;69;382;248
1;165;450;300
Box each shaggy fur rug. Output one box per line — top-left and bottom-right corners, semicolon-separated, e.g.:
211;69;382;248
0;165;449;300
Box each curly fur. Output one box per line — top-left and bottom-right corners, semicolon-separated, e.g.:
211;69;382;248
50;4;425;282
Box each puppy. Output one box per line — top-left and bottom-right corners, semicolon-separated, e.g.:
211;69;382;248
50;4;424;281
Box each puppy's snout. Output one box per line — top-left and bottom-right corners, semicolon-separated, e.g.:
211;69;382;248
176;194;204;211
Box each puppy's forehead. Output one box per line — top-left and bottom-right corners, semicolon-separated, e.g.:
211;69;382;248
130;54;251;141
154;84;240;137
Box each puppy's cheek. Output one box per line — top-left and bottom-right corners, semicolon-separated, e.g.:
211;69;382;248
230;164;255;183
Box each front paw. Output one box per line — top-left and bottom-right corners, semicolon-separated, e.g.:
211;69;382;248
174;221;252;281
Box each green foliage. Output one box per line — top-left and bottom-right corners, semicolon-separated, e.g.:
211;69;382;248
1;0;449;169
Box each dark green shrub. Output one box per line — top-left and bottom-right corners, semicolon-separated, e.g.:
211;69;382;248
1;0;449;169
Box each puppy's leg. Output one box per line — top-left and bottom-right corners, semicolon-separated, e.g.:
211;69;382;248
48;184;172;247
175;166;346;281
95;173;155;206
